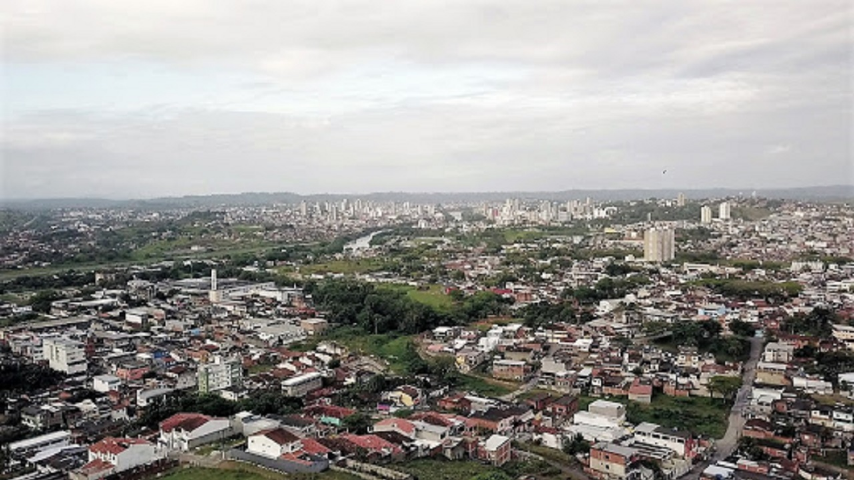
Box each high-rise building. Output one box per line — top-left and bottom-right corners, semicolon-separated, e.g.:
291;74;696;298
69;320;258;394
719;202;731;220
643;228;675;262
198;356;243;394
43;337;87;374
677;193;686;207
209;269;221;303
700;206;712;224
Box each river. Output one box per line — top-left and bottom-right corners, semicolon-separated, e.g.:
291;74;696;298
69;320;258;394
344;230;385;254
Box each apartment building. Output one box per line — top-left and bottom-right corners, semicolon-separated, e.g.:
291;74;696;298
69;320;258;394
281;372;323;398
633;422;696;459
492;359;532;381
43;337;87;374
588;442;640;480
198;356;243;394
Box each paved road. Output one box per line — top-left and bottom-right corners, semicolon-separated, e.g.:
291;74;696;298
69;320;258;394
685;335;763;479
713;335;764;461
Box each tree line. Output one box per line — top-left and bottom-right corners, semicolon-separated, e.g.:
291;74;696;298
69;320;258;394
305;279;511;334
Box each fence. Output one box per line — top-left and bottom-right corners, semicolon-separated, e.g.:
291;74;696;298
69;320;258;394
226;448;328;474
91;458;178;480
338;459;412;480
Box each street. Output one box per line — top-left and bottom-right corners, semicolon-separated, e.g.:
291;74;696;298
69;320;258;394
686;335;764;479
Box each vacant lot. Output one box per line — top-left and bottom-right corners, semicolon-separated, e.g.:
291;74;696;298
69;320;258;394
396;457;560;480
579;394;730;438
163;467;274;480
455;373;516;397
378;283;454;310
320;328;419;374
163;465;361;480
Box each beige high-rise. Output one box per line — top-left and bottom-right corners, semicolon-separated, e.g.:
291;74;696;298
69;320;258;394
644;227;675;262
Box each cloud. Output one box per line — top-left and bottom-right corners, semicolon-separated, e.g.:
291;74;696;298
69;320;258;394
765;144;793;155
1;0;852;198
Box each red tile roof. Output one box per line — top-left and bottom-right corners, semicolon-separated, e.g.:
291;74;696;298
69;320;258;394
340;434;402;454
78;458;115;475
629;379;653;395
89;437;150;455
254;428;301;446
410;412;454;427
159;413;212;433
300;438;331;455
373;418;416;436
304;404;355;419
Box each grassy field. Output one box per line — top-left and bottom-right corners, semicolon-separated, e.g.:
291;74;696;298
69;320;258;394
163;467;276;480
455;373;516;397
0;244;277;281
812;394;854;406
519;388;563;401
379;283;454;310
321;328;419;374
395;458;498;480
395;457;561;480
579;394;730;438
814;450;850;469
287;328;419;374
0;292;28;304
516;441;576;465
164;465;361;480
469;316;516;332
291;259;388;275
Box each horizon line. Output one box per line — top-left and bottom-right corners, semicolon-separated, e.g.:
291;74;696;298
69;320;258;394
2;184;853;203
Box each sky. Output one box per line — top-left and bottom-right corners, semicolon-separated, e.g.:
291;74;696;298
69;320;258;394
1;1;852;199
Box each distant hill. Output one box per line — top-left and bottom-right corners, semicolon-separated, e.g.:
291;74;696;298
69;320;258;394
2;185;852;210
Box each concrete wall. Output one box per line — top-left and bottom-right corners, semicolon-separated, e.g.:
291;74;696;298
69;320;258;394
227;449;328;474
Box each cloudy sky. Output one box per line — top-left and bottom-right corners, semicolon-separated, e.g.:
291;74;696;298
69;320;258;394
1;1;852;199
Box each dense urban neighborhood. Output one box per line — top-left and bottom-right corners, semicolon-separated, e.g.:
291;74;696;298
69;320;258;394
1;194;853;480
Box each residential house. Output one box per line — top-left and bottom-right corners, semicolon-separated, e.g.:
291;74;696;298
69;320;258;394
545;394;578;419
480;434;511;466
72;437;162;480
158;413;232;451
763;342;795;363
627;378;653;404
633;422;696;459
381;385;423;409
247;428;303;458
92;375;121;393
492;359;531;381
587;442;640;480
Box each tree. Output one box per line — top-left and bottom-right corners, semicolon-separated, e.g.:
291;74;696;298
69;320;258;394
728;320;756;337
29;290;61;313
737;437;769;461
428;355;458;380
563;433;591;455
707;376;741;401
342;413;373;434
781;307;837;338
